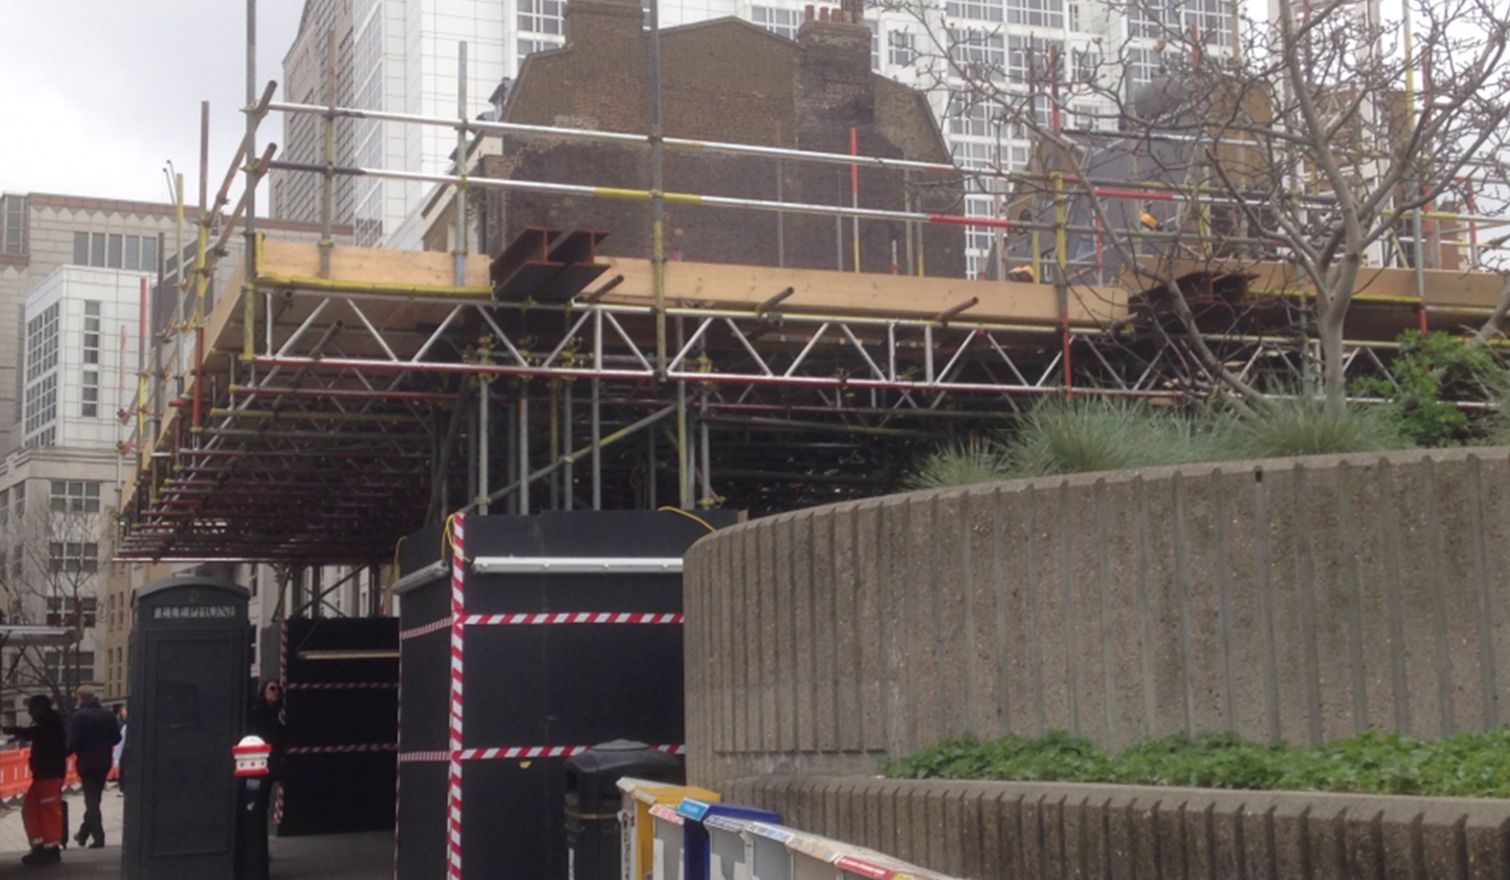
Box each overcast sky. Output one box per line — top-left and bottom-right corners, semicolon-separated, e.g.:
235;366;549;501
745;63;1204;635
0;1;303;205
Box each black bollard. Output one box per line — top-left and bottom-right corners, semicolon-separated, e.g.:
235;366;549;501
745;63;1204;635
233;737;271;880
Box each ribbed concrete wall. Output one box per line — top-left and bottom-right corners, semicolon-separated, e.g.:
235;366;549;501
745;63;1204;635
684;448;1510;786
724;775;1510;880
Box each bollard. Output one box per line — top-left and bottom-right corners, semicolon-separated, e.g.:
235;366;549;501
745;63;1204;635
233;736;271;880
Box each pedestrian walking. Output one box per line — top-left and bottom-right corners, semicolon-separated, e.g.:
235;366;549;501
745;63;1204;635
66;686;119;848
3;694;68;867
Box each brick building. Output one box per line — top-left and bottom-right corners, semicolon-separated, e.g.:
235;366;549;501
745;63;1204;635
475;0;968;276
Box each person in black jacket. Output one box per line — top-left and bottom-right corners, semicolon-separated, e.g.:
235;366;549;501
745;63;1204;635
245;679;287;837
66;687;119;849
246;680;286;778
4;694;68;867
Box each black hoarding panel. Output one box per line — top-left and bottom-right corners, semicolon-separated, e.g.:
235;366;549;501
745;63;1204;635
461;759;569;876
396;763;447;878
278;752;398;837
394;510;738;880
276;618;399;836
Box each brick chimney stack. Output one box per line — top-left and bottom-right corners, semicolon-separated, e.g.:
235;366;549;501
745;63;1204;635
795;0;875;139
565;0;643;48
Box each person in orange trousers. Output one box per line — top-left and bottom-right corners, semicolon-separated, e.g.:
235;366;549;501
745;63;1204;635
4;694;68;868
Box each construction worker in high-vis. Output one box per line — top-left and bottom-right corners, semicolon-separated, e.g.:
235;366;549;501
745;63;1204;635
4;694;68;867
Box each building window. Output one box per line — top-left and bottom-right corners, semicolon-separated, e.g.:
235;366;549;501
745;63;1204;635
751;5;802;39
48;542;99;574
141;236;158;273
90;233;105;268
3;196;27;257
1006;0;1064;28
44;651;94;684
868;19;880;70
46;596;97;628
1069;102;1109;129
72;232;89;265
26;303;59;383
1007;34;1062;84
947;93;1007;138
949;29;1006;80
50;481;101;514
953;140;994;175
1072;48;1100;82
946;0;1003;22
1183;0;1231;43
1127;46;1164;86
83;301;101;365
1128;0;1176;38
13;484;24;521
517;0;563;35
24;375;57;445
81;372;99;418
107;234;123;268
887;29;916;66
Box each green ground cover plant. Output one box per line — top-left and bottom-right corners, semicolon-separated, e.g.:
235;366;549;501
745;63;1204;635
885;729;1510;798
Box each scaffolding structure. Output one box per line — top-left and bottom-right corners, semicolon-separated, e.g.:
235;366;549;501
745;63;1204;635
115;4;1510;565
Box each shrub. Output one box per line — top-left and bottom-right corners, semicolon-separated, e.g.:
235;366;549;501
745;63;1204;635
1220;397;1410;458
1352;331;1500;447
884;729;1510;798
901;439;1009;490
1002;397;1212;477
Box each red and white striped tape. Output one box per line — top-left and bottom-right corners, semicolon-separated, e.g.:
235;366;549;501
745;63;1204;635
284;681;398;691
285;743;398;755
398;744;684;764
447;514;466;880
400;616;453;641
458;612;684;626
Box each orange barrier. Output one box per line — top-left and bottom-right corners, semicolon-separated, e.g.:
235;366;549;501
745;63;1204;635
0;751;81;799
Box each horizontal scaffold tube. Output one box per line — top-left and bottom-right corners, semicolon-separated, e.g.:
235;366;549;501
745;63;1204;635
268;160;1016;229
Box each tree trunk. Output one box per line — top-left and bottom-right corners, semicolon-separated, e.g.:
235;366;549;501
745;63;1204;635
1318;303;1348;413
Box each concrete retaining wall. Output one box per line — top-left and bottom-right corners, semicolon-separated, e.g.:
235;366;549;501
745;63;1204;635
723;775;1510;880
684;448;1510;786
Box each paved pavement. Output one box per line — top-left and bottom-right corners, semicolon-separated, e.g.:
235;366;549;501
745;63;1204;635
0;784;124;855
0;785;391;878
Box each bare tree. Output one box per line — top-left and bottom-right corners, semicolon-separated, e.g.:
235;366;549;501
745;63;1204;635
0;485;106;709
880;0;1510;409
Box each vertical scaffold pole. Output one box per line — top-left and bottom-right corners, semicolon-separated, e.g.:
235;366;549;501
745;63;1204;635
549;381;561;511
676;317;692;509
563;381;574;511
242;0;260;403
320;28;336;278
477;377;490;516
516;391;530;516
649;0;667;376
592;311;603;510
455;42;470;288
1054;172;1072;392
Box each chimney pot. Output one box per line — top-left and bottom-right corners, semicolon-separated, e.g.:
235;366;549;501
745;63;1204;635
805;3;815;19
819;7;829;20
